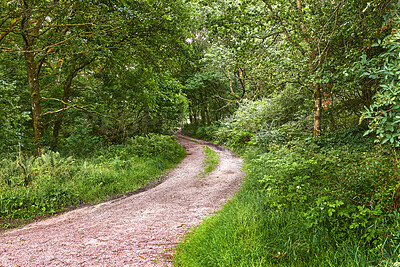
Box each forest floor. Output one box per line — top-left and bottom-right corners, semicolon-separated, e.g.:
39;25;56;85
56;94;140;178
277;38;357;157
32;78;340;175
0;135;244;266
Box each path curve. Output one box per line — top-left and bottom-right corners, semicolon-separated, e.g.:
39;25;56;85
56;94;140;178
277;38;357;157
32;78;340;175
0;135;244;266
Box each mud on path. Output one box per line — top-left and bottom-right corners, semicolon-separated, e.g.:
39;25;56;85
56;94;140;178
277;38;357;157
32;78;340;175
0;135;244;266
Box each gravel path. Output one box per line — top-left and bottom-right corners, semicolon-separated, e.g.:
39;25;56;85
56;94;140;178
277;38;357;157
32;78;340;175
0;135;244;266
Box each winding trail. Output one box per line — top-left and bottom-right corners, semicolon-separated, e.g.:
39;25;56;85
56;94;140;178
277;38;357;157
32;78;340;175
0;135;244;266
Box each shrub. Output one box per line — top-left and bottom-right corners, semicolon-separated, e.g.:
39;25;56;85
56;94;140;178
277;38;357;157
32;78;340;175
195;125;219;141
64;118;100;157
123;133;185;159
0;80;30;156
256;141;400;257
183;91;311;152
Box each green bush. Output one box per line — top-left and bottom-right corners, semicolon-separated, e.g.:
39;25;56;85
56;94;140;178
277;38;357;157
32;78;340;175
181;123;199;137
0;80;30;156
360;5;400;147
122;133;185;159
195;125;219;141
254;141;400;262
63;118;100;157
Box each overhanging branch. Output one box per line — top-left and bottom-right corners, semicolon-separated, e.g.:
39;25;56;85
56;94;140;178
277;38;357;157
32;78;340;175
41;97;119;121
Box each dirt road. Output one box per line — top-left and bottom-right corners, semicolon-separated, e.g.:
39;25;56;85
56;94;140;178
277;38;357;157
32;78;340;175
0;135;244;266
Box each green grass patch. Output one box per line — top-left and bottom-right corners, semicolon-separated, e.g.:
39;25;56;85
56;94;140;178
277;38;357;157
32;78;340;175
199;146;219;177
178;135;202;145
0;134;185;230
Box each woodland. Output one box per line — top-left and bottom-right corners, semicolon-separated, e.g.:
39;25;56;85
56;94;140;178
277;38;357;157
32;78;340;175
1;0;400;265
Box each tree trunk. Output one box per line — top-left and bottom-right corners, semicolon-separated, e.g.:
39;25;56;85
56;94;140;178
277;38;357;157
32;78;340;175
264;0;323;136
308;49;321;137
52;58;94;148
205;108;210;126
313;84;322;137
52;67;76;148
200;92;207;125
25;52;44;156
201;109;206;125
188;103;193;124
21;4;46;156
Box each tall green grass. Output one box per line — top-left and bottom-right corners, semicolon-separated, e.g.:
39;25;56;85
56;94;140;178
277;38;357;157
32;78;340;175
0;134;185;230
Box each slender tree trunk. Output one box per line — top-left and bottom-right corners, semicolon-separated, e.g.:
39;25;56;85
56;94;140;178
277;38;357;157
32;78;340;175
21;3;47;156
25;52;44;156
201;109;206;125
264;0;323;136
200;92;206;125
205;106;210;126
296;0;322;136
52;58;93;148
52;67;76;148
313;84;322;137
309;52;322;137
188;103;193;124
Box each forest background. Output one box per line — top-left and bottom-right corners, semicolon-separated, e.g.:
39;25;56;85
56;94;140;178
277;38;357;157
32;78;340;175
1;0;400;265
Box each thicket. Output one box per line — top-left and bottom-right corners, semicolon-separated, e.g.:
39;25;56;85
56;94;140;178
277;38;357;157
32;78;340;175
0;134;185;230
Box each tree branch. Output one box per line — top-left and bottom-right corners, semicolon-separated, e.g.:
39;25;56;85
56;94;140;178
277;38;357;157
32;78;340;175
262;0;306;55
42;105;74;116
42;97;119;121
0;17;19;43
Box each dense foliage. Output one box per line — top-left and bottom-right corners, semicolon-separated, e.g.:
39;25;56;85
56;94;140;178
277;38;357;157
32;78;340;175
361;4;400;146
182;0;392;138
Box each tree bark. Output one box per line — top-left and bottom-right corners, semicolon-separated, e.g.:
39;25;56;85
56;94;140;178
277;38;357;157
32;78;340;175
200;106;206;125
264;0;323;136
188;103;193;124
52;70;75;148
52;64;77;148
25;52;44;156
52;58;94;148
21;1;47;156
205;105;210;126
296;0;322;136
313;84;322;137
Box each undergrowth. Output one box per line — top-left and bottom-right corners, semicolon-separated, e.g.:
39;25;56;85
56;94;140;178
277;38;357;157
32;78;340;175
0;134;185;230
